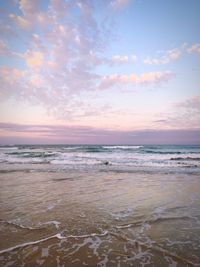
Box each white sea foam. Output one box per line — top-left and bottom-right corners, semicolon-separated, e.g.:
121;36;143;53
39;221;61;230
103;146;143;149
0;219;61;231
115;224;133;229
111;208;134;220
0;220;43;230
0;233;65;254
67;230;108;239
164;256;178;267
0;146;18;150
0;230;109;255
164;238;192;247
1;145;200;171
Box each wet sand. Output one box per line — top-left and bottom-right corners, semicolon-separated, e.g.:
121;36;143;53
0;166;200;266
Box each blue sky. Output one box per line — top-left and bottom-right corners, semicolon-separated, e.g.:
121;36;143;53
0;0;200;144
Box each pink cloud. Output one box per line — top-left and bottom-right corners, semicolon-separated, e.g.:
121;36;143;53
187;43;200;55
139;71;173;84
9;14;31;30
50;0;73;18
154;95;200;129
24;50;44;69
0;40;11;56
112;55;129;63
176;95;200;109
0;0;175;122
19;0;42;16
111;54;137;64
111;0;130;10
0;122;199;145
144;48;181;65
99;71;174;89
0;67;25;99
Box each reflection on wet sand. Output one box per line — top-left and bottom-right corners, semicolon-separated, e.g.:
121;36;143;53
0;168;200;266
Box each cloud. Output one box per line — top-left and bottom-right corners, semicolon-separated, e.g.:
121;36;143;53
131;54;137;63
24;50;44;69
154;95;200;129
111;0;130;10
176;94;200;110
0;40;17;57
0;24;17;39
143;43;200;65
99;71;174;89
19;0;41;16
111;54;137;64
0;67;25;99
0;1;105;112
139;71;174;84
9;14;31;30
9;0;52;30
0;0;174;121
154;119;168;123
187;43;200;55
112;55;129;63
0;122;200;144
0;40;9;55
144;48;181;65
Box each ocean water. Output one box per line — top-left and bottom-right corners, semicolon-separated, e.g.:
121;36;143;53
0;145;200;266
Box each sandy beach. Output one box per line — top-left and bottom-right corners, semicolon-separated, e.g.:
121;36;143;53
0;145;200;266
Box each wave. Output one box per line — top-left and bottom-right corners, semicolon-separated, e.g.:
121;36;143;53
0;233;65;255
0;146;18;150
170;157;200;161
0;220;61;230
39;220;61;229
143;150;183;154
67;231;108;239
114;215;191;231
0;169;32;173
1;145;200;170
141;145;200;154
63;146;106;153
103;145;143;150
141;149;200;155
7;160;50;164
62;146;105;153
53;145;144;153
0;220;43;230
0;230;108;255
6;152;57;158
0;153;52;164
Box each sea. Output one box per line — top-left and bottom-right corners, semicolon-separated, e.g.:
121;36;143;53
0;145;200;266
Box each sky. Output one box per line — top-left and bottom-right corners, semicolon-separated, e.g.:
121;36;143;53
0;0;200;144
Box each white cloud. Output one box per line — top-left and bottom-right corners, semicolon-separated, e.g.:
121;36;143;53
187;43;200;55
131;54;137;63
144;48;181;65
111;54;137;64
112;55;129;63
